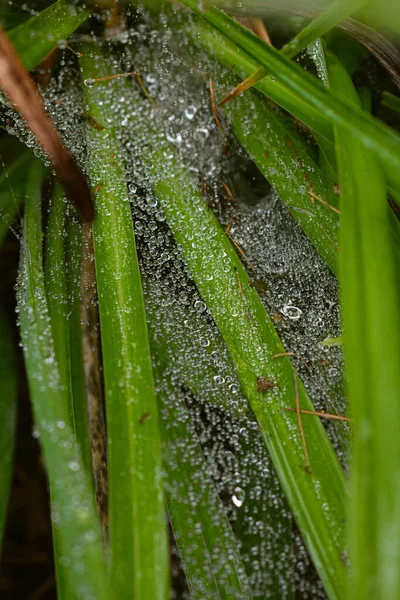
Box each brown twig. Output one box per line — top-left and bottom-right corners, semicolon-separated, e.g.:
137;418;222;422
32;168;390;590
285;407;352;423
83;70;138;86
236;270;253;325
292;372;311;473
81;224;108;542
0;26;94;221
250;17;272;45
209;80;224;132
227;232;255;272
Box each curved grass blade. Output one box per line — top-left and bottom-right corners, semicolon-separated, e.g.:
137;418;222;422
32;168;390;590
45;184;75;428
151;151;347;600
180;1;400;193
381;91;400;115
44;183;92;474
18;159;109;600
80;46;169;600
220;78;339;274
219;0;364;103
152;354;252;600
326;50;400;599
0;151;31;246
144;277;292;598
7;0;89;71
130;94;348;596
0;305;17;546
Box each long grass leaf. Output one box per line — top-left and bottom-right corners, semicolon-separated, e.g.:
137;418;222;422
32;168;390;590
153;358;252;599
0;305;17;546
80;45;169;600
0;152;31;246
44;183;92;474
145;277;292;597
18;159;109;600
129;97;348;597
220;79;339;274
326;50;400;599
7;0;88;71
180;1;400;193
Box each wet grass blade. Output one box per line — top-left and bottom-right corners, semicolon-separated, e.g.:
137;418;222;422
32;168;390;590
0;151;32;246
0;305;17;546
7;0;88;71
220;78;339;274
131;97;348;596
80;46;169;600
44;183;92;474
219;0;364;102
18;159;109;600
45;184;75;428
326;50;400;599
151;348;252;599
180;0;400;193
381;91;400;115
145;278;292;598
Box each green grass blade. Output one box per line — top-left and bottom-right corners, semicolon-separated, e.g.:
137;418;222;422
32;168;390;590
326;50;400;599
7;0;88;71
180;13;335;142
0;305;17;547
145;277;292;597
18;159;109;600
44;183;92;474
45;184;75;429
129;94;348;595
281;0;364;59
65;213;92;475
151;151;347;600
180;1;400;193
220;78;339;274
81;46;169;600
153;360;252;599
381;91;400;115
0;152;32;247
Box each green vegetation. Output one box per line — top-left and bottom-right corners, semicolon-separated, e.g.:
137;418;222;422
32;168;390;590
1;1;400;598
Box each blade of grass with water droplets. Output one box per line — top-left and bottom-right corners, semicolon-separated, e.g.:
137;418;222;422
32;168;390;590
132;103;348;597
326;49;400;599
7;0;88;71
180;0;400;194
145;278;292;598
0;305;17;547
218;0;364;103
220;78;339;274
44;183;92;475
0;152;32;246
18;159;109;600
80;45;169;600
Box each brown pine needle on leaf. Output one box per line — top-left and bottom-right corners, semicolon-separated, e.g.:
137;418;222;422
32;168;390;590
293;372;311;473
272;352;297;359
250;18;272;45
284;407;352;423
0;26;94;221
308;191;341;215
227;232;255;272
209;80;224;132
236;270;253;325
136;72;155;105
218;67;267;108
83;71;138;86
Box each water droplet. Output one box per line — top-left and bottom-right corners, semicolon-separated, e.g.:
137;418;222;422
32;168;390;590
232;487;245;508
282;305;302;321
